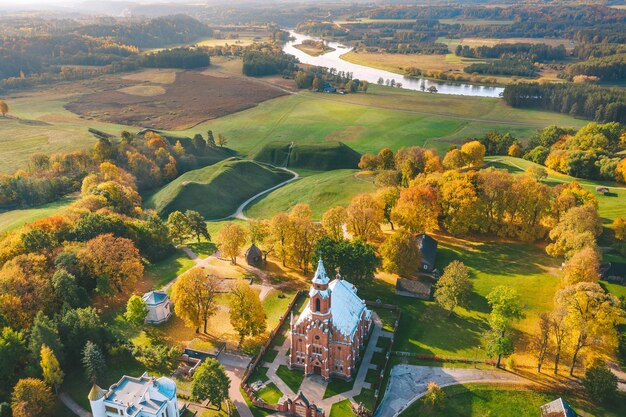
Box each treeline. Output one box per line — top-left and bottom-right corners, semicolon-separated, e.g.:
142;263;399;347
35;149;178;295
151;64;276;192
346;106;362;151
0;130;229;209
242;45;299;76
139;47;210;69
465;57;539;77
405;67;498;84
562;53;626;82
455;43;567;62
503;83;626;123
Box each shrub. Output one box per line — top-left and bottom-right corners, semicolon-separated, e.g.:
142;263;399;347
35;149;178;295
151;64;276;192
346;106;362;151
423;382;446;409
583;363;618;403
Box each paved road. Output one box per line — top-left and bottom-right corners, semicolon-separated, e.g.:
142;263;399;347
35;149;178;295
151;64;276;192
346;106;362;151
218;352;254;417
374;365;526;417
59;392;92;417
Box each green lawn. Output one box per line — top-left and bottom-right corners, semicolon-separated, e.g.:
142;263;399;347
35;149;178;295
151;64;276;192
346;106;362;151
245;169;376;220
276;364;304;393
256;382;283;405
263;289;297;330
248;366;269;384
324;377;355;399
353;388;376;411
241;387;275;417
365;369;380;384
400;383;626;417
329;399;355;417
144;248;196;289
0;195;76;234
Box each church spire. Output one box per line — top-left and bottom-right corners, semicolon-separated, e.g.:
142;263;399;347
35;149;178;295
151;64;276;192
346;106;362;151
312;257;329;285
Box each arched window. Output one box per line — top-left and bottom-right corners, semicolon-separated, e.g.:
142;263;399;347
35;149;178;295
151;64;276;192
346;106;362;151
315;298;321;312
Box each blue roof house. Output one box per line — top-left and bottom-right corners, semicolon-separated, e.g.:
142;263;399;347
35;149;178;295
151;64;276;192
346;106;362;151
142;290;172;324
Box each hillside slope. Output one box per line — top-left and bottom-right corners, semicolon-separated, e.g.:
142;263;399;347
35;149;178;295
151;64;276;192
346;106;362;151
252;141;361;170
145;158;292;219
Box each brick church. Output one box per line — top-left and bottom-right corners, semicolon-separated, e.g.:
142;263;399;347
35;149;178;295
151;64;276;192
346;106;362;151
289;258;372;380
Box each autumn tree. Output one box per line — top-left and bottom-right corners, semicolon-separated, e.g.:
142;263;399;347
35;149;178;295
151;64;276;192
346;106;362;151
40;345;63;394
378;148;395;170
533;313;551;373
461;141;486;167
82;341;106;384
562;247;600;286
442;148;466;170
484;286;525;368
613;217;626;241
11;378;54;417
80;234;143;295
380;230;420;277
423;382;445;409
0;100;8;117
217;222;246;264
167;211;191;245
376;187;400;231
185;210;210;243
346;193;383;242
270;212;292;266
358;153;381;171
547;205;602;257
322;206;347;241
289;204;323;273
217;133;228;147
434;261;473;317
527;165;548;181
508;143;523;158
550;307;569;374
124;295;148;326
248;220;272;262
229;281;267;348
438;171;480;235
391;185;439;234
555;282;622;376
171;268;219;333
191;359;230;409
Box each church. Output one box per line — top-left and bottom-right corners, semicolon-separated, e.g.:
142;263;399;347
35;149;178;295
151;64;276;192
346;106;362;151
289;258;372;380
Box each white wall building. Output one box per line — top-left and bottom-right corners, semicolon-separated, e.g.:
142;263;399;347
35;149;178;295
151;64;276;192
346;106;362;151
88;373;179;417
142;290;172;324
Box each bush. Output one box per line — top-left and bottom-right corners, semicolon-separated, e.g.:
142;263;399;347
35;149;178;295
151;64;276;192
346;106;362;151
423;382;446;409
583;363;618;403
241;334;268;356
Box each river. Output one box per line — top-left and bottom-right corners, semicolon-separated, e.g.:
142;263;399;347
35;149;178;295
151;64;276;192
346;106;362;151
282;31;504;98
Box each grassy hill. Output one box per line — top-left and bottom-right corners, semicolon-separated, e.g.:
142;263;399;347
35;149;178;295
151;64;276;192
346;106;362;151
252;141;361;170
144;158;292;219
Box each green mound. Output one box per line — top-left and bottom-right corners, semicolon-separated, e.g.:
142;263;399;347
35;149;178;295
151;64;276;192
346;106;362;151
145;158;292;219
252;141;361;170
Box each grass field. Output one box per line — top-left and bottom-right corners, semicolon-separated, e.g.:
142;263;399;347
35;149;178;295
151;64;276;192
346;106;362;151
144;249;196;289
256;382;283;404
244;169;376;220
401;383;626;417
294;43;336;56
276;364;305;393
0;195;76;234
438;36;576;50
438;18;515;26
252;141;361;171
144;158;292;219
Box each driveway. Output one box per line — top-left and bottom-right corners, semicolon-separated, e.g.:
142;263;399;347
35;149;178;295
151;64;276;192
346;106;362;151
374;365;526;417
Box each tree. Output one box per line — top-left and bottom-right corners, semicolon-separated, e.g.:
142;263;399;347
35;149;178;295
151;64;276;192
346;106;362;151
321;206;347;241
170;268;219;333
28;312;63;364
461;141;486;167
438;171;480;235
81;341;106;384
185;210;210;243
0;100;8;117
191;358;230;409
508;143;523;158
583;362;618;403
550;307;569;375
59;307;106;361
217;133;228;147
192;134;207;153
380;230;420;277
346;193;383;242
546;205;602;257
207;130;216;148
11;378;54;417
248;220;272;262
40;345;63;394
423;382;445;409
376;187;400;230
485;286;525;367
289;204;323;273
358;153;381;171
442;149;466;170
124;295;148;326
270;212;292;267
167;211;191;245
0;328;27;396
391;185;439;234
533;313;550;373
378;148;395;170
51;269;82;308
613;217;626;241
562;247;600;285
617;158;626;183
313;237;379;284
527;165;548;181
229;281;267;348
217;222;246;264
434;261;473;316
556;282;622;376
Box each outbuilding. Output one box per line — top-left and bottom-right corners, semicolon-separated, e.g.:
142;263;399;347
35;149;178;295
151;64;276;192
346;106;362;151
417;233;438;274
142;290;172;324
245;244;263;267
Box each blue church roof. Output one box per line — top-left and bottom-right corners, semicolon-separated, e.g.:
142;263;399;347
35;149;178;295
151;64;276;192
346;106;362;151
142;291;169;306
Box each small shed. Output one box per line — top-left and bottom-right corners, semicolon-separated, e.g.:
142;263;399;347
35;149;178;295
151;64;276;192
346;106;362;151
142;290;172;324
540;398;576;417
596;186;610;195
417;234;438;273
245;244;263;267
600;262;626;284
396;278;433;300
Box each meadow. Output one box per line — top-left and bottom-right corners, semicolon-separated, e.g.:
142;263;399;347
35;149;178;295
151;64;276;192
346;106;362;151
0;195;76;234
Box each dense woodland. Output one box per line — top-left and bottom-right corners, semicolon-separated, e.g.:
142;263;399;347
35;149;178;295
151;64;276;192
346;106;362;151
139;48;210;69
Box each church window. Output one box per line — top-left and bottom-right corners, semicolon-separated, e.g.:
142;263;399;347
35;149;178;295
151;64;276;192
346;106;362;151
315;298;320;312
315;335;320;340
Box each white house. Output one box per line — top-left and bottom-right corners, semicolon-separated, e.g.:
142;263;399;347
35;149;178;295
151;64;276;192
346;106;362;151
88;373;179;417
142;290;172;324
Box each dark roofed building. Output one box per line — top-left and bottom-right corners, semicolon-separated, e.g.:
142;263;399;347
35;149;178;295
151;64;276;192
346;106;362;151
540;398;576;417
245;244;263;267
396;278;433;300
417;234;438;273
600;262;626;284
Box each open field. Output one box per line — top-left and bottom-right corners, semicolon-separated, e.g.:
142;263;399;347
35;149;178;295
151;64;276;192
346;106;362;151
294;43;336;56
334;18;418;24
196;37;263;48
438;36;576;50
0;195;76;234
401;383;626;417
438;18;515;26
245;169;376;220
252;141;361;170
67;70;285;130
180;85;586;158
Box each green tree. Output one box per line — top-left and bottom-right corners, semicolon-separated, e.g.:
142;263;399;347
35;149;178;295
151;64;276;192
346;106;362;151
51;269;83;308
0;328;27;397
583;362;618;403
313;237;379;285
185;210;210;243
28;312;63;363
380;230;421;277
40;345;63;394
484;286;525;368
82;341;106;384
59;307;106;360
167;211;191;245
229;281;267;348
124;295;148;326
191;359;230;409
434;261;473;316
192;134;207;153
207;130;216;147
423;382;445;409
11;378;54;417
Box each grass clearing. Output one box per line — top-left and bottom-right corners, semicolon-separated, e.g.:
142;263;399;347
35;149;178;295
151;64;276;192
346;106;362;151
0;195;76;234
144;248;196;289
256;382;283;405
329;399;354;417
401;383;626;417
276;364;305;393
294;44;336;56
324;377;356;399
117;85;166;96
248;366;269;384
241;387;275;417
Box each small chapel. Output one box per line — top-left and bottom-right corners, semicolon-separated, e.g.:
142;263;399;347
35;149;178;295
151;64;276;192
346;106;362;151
289;258;372;380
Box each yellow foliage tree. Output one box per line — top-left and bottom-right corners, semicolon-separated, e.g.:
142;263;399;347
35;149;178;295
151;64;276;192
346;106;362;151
460;140;486;167
562;247;600;286
11;378;55;417
40;345;63;393
229;280;267;347
217;222;247;264
171;268;219;333
0;99;8;116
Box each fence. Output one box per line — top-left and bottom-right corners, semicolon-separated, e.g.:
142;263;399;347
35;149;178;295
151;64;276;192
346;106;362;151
371;304;401;413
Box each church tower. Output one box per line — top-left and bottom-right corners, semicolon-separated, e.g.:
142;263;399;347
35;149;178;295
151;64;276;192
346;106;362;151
310;258;331;318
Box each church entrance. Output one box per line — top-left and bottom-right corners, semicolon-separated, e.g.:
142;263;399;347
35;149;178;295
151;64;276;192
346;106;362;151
313;365;322;374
